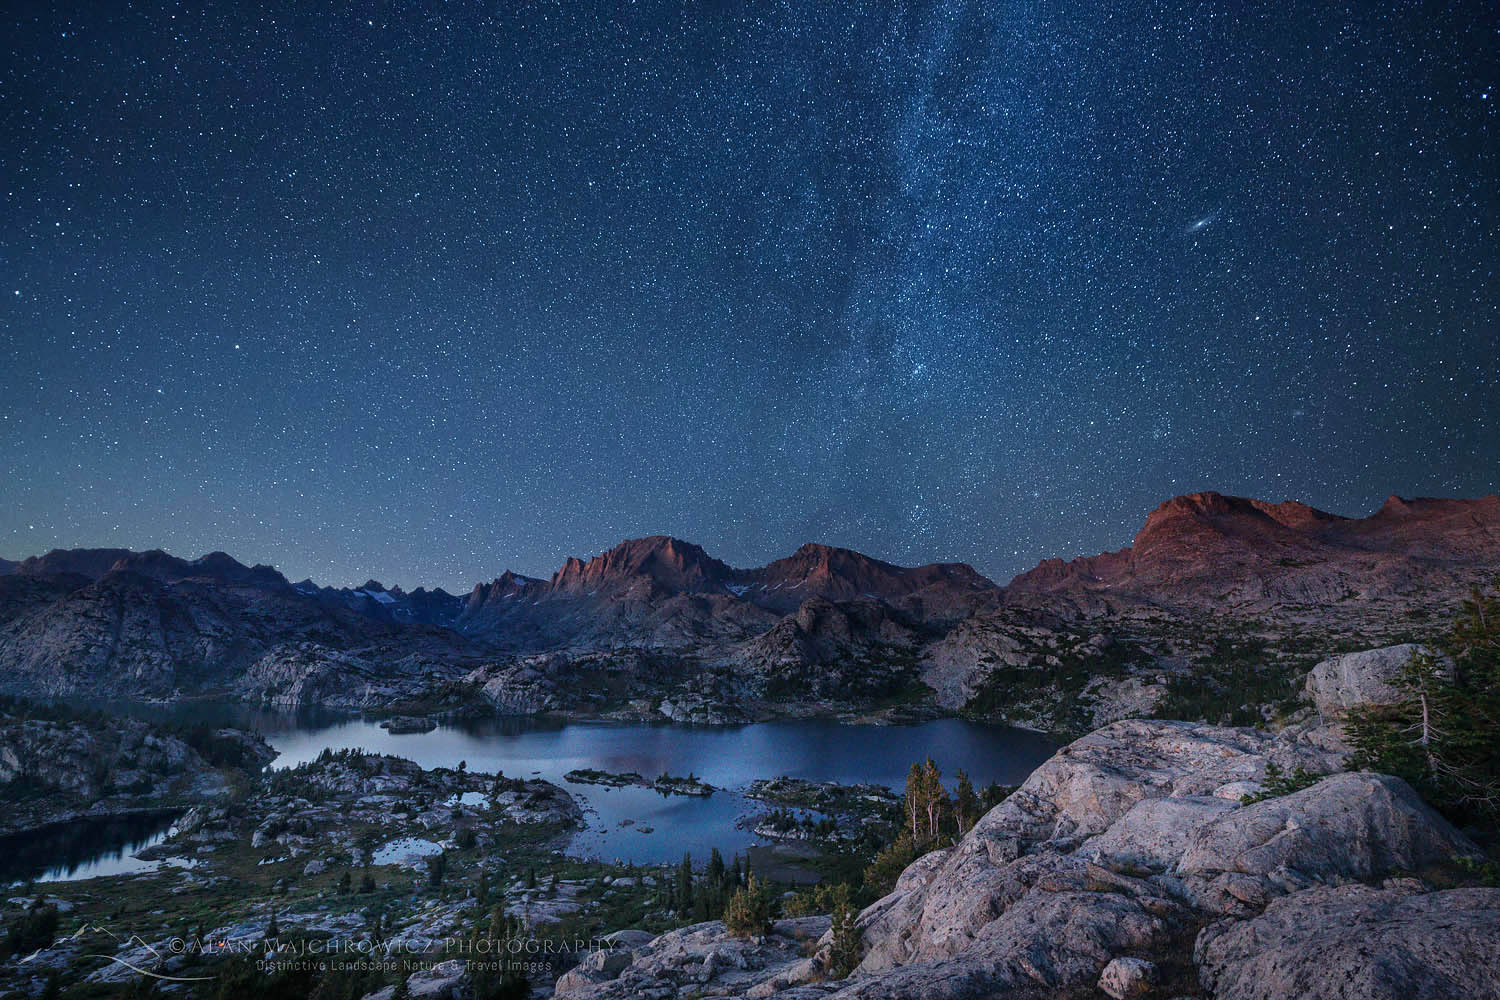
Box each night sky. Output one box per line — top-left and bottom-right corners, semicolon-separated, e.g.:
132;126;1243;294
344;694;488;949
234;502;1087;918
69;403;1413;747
2;2;1497;591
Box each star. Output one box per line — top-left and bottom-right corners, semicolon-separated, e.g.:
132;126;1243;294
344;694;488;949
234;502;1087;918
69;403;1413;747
0;1;1492;588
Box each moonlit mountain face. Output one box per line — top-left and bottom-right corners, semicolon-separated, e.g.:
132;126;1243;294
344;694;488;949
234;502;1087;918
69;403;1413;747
2;3;1495;589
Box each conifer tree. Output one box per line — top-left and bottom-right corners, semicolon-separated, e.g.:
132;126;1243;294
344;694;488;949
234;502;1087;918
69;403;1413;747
676;853;694;915
922;758;945;839
904;762;924;839
954;769;980;835
826;884;862;978
1348;581;1500;826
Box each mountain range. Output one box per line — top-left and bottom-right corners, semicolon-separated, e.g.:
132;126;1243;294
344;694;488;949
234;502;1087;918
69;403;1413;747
2;491;1496;722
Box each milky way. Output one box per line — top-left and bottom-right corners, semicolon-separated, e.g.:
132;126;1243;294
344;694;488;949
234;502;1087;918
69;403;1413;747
2;3;1497;589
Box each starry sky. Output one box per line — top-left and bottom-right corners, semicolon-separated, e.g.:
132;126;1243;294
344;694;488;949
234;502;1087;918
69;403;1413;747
2;2;1497;591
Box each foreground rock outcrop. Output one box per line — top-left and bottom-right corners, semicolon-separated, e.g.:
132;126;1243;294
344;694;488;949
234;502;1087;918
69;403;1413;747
556;917;829;998
1303;642;1438;717
560;719;1495;1000
1195;883;1500;1000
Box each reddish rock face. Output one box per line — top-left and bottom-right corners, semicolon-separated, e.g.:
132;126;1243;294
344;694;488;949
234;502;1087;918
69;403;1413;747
457;535;1002;650
746;543;995;614
1006;491;1500;615
548;535;735;597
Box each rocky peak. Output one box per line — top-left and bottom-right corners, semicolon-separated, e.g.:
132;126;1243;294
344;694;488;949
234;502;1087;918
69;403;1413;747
105;549;289;589
1334;493;1500;559
1248;498;1347;532
1008;491;1500;615
749;542;996;612
466;570;543;611
1129;493;1321;566
1367;492;1500;524
548;535;734;597
15;547;136;581
761;542;895;582
1379;494;1416;515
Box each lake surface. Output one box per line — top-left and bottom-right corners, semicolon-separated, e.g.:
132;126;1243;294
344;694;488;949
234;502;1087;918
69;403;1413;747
23;708;1058;877
245;713;1058;865
0;812;183;885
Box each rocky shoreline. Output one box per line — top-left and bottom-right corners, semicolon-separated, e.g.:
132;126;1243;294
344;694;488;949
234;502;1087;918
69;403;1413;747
565;768;719;797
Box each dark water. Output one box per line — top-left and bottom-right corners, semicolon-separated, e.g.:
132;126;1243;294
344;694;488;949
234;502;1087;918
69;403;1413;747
0;811;182;884
29;707;1059;872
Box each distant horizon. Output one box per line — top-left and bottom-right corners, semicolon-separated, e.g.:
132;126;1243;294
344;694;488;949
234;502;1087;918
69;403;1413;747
7;485;1496;594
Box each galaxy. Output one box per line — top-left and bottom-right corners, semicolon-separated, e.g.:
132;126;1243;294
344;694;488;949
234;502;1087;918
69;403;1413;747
2;2;1496;589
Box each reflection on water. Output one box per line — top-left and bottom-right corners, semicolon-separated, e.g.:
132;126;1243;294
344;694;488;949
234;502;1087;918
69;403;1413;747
48;705;1061;868
0;812;180;885
235;710;1054;865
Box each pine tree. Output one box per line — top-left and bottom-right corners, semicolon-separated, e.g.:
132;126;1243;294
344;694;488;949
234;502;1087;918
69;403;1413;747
904;762;924;839
825;884;861;979
676;853;694;915
723;875;776;938
922;758;945;839
1348;581;1500;826
427;851;447;888
468;907;531;1000
954;769;980;835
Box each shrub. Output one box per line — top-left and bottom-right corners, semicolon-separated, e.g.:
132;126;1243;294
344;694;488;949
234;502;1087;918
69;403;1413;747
862;831;919;897
827;886;862;979
1;903;59;961
1239;762;1324;804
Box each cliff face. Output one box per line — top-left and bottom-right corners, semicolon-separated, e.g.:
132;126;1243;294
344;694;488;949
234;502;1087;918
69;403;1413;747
2;492;1497;709
744;543;997;617
0;551;474;699
1006;492;1500;616
455;535;999;658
